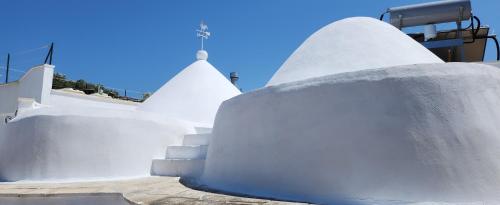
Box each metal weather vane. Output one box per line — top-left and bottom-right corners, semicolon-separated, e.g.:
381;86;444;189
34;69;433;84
196;20;211;50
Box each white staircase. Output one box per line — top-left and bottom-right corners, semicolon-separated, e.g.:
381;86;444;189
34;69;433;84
165;145;208;159
151;127;212;178
182;134;211;146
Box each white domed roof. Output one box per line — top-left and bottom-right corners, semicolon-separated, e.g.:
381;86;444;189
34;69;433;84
266;17;444;86
139;52;241;124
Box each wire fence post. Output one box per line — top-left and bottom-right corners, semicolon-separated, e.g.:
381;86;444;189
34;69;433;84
5;53;10;83
44;42;54;65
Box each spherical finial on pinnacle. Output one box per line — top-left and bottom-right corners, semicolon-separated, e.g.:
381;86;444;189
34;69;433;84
196;50;208;60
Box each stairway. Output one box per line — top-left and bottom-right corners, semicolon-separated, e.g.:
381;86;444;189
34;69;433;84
151;127;212;178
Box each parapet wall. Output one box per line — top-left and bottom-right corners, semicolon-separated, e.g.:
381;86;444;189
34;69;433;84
0;111;192;181
201;63;500;204
0;64;54;114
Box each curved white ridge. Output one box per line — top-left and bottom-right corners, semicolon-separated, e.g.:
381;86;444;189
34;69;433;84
266;17;444;86
139;56;241;124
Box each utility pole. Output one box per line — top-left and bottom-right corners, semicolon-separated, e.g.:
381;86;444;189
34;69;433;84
5;53;10;83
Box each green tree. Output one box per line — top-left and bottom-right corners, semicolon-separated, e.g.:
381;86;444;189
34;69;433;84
75;79;87;90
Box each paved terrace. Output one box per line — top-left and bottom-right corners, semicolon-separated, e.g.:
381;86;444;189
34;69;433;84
0;176;307;205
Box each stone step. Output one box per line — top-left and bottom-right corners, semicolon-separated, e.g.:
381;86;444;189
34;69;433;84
183;133;211;146
151;159;205;178
194;127;212;134
165;145;207;159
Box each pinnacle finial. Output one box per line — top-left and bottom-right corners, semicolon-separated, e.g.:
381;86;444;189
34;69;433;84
196;50;208;60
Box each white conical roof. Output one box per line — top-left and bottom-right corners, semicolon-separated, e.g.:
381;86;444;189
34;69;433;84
266;17;444;86
139;51;241;124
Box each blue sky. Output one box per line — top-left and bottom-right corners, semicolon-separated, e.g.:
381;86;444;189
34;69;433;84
0;0;499;96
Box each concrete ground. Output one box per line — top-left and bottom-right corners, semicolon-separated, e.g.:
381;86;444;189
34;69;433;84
0;176;307;205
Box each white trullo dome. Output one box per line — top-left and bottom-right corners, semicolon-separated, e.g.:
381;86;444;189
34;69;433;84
266;17;444;86
139;51;241;124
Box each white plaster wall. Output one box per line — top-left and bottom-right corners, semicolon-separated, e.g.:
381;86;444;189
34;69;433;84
0;63;216;181
0;64;54;114
49;90;137;111
201;63;500;204
0;105;197;181
0;84;18;115
267;17;443;86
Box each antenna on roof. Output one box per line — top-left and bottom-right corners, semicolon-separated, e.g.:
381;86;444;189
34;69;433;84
196;20;210;50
